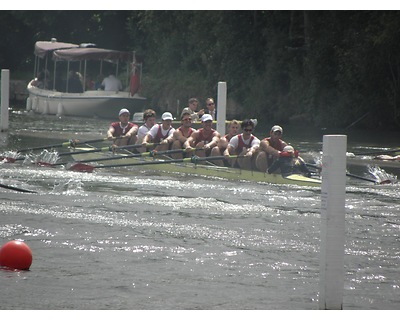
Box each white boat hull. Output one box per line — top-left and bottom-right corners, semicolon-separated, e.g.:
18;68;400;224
27;81;147;119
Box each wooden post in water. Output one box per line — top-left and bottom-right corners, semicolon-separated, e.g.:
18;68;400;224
216;81;226;136
319;134;347;309
1;69;10;132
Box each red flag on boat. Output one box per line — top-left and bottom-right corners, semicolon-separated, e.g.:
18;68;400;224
129;62;140;96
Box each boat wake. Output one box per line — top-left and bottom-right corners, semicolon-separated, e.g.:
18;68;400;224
367;165;398;184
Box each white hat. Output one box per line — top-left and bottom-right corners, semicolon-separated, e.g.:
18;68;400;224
271;125;283;133
162;112;173;120
201;114;213;122
283;145;294;153
119;108;130;116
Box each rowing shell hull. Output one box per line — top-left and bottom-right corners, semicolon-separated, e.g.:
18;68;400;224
71;151;322;187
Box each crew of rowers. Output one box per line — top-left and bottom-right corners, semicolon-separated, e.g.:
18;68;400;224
106;102;312;177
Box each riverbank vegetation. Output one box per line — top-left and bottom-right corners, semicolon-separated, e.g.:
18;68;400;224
2;10;400;130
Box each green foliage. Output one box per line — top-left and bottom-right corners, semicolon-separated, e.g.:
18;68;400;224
3;10;400;130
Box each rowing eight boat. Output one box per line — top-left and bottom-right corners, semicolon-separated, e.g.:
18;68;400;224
70;149;322;187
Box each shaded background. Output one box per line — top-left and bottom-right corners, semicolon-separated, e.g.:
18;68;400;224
2;10;400;130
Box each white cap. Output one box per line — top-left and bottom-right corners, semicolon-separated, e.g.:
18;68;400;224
201;114;213;122
271;125;283;133
283;145;294;153
162;112;173;120
119;108;130;116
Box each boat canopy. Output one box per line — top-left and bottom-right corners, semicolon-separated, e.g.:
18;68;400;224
31;40;142;93
52;47;135;63
34;41;79;58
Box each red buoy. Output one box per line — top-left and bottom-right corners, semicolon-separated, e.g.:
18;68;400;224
0;240;32;270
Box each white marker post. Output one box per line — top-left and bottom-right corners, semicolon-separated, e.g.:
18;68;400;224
319;134;347;309
216;81;227;136
0;69;10;132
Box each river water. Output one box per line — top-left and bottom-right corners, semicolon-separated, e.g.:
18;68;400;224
0;108;399;310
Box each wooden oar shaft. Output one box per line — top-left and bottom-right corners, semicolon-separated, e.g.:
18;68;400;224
16;137;109;153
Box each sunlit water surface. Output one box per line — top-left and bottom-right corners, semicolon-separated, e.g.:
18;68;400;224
0;109;399;310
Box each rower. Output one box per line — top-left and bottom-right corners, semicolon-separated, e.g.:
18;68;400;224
267;145;312;177
183;114;221;159
107;108;138;147
223;119;260;170
255;125;288;172
142;112;175;152
211;119;240;167
170;111;195;159
136;109;157;153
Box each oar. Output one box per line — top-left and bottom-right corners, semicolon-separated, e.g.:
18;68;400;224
69;154;243;173
352;148;400;156
1;145;117;164
56;142;160;157
345;172;391;184
67;147;199;165
305;163;391;184
0;156;25;163
66;147;204;170
16;137;112;153
0;183;37;193
8;143;160;167
36;142;162;167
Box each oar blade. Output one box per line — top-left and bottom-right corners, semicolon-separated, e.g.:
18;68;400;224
35;161;56;167
306;162;382;184
0;156;17;163
68;163;95;173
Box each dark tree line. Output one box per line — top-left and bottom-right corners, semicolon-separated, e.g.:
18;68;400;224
1;10;400;130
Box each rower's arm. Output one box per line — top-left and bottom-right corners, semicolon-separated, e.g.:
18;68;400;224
107;126;115;140
262;140;280;157
142;133;152;144
183;133;196;149
126;124;138;137
207;133;221;149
